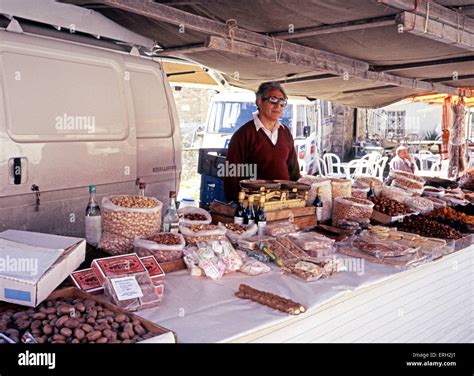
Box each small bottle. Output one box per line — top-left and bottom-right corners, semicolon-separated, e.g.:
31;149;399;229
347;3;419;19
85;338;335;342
244;195;256;225
256;196;267;236
138;182;146;197
367;182;376;202
313;187;323;225
234;191;246;225
85;185;101;246
163;191;179;233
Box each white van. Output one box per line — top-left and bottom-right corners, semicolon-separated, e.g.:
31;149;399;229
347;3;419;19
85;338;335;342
0;21;181;236
198;92;320;175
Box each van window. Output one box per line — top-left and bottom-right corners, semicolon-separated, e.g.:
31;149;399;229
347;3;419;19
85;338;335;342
2;51;127;142
209;101;257;133
295;105;306;138
128;67;172;138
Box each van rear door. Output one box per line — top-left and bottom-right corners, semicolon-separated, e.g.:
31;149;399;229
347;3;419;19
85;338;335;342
125;59;182;198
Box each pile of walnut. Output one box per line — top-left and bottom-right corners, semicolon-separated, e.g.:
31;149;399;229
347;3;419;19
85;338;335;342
0;297;157;344
235;284;305;315
110;195;158;209
373;197;413;216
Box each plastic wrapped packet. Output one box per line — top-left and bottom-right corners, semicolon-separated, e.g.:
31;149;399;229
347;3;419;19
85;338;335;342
403;197;434;214
179;223;226;245
178;207;212;226
288;232;335;258
265;222;300;237
422;186;445;198
103;272;160;312
195;242;226;280
240;258;271;276
218;222;258;245
330;178;352;200
298;177;332;222
282;257;345;282
209;239;243;272
332;196;374;227
183;247;203;277
133;232;185;262
100;195;162;254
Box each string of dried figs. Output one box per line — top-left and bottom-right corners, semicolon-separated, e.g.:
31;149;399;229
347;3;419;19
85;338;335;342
235;284;305;315
0;297;157;344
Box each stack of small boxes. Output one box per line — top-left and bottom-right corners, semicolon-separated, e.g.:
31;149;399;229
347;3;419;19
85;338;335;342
70;253;165;301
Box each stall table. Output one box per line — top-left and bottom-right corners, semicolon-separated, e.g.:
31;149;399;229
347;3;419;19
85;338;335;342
137;246;474;343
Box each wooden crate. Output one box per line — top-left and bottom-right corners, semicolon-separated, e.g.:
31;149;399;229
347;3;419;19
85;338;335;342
211;213;316;228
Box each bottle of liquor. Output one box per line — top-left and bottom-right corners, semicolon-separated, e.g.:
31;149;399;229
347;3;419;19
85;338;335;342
138;182;146;197
163;191;179;233
244;195;256;225
367;182;376;202
234;191;246;225
313;187;323;225
85;185;101;246
256;195;267;236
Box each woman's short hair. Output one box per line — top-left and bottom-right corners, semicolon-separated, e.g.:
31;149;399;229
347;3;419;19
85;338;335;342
395;146;408;156
255;81;287;101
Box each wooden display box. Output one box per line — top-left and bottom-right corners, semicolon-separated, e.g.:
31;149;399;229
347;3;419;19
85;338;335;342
209;201;316;228
371;210;409;225
48;287;176;343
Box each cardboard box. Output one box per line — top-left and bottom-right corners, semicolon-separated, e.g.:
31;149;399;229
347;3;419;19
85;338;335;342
70;268;103;295
0;230;85;307
140;255;165;285
91;253;147;285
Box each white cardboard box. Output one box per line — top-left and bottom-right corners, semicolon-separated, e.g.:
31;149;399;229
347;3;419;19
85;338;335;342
0;230;86;307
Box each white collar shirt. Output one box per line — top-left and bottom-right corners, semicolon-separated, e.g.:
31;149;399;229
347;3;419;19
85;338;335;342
253;112;281;145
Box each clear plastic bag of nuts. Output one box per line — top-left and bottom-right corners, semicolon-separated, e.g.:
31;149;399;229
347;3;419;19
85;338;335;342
177;207;212;226
133;232;186;262
332;196;374;227
99;195;163;254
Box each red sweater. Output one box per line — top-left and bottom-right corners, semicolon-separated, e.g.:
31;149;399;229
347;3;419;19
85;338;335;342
224;120;301;201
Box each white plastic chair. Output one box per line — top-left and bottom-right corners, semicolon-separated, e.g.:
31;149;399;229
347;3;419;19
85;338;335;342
314;157;327;177
372;156;388;180
323;153;345;178
343;159;372;179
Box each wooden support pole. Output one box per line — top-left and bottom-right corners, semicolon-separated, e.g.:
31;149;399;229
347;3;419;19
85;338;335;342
400;12;474;52
206;36;461;95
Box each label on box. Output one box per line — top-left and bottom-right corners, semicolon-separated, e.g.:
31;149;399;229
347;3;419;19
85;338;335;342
110;276;143;301
96;254;146;278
